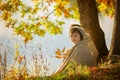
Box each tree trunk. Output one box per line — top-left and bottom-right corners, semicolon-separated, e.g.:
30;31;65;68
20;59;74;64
77;0;108;62
109;0;120;56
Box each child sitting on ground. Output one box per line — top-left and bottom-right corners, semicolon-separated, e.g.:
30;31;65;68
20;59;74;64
54;24;98;73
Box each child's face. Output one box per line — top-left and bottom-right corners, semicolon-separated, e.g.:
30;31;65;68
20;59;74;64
69;32;80;44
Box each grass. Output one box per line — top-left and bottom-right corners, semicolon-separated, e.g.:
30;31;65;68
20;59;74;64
28;61;120;80
1;58;120;80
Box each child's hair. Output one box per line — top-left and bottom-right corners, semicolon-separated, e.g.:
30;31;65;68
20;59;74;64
69;24;83;40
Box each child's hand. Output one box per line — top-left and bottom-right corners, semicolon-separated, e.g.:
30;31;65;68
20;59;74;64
55;47;65;59
54;47;71;59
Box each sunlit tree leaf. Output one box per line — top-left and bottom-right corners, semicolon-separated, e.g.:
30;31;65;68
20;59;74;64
96;0;115;17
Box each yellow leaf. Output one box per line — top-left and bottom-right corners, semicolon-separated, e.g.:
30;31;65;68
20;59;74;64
62;0;69;6
55;55;62;59
62;47;65;53
55;0;61;3
18;56;25;63
64;9;69;18
55;8;62;16
55;50;61;55
54;27;62;34
1;10;11;20
57;48;61;51
41;16;47;20
32;0;39;3
15;51;19;57
39;29;46;36
98;3;107;12
24;38;29;44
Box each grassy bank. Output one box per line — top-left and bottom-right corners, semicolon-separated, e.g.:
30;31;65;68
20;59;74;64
29;62;120;80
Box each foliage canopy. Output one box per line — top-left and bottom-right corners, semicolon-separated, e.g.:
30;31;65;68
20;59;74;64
0;0;114;43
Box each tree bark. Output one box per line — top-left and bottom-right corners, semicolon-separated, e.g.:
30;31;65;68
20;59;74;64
109;0;120;56
77;0;108;62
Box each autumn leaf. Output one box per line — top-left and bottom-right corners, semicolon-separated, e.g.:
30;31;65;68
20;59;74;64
55;8;62;17
38;29;46;36
41;16;47;20
98;3;107;12
88;66;98;72
1;10;11;20
54;47;67;59
63;9;69;18
55;55;62;59
62;47;65;53
18;56;25;64
54;26;62;34
55;49;61;55
32;0;39;3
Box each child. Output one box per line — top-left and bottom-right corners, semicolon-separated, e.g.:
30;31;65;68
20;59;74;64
54;24;98;73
